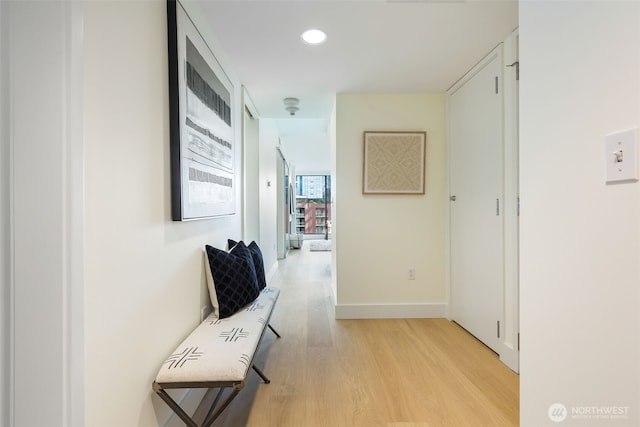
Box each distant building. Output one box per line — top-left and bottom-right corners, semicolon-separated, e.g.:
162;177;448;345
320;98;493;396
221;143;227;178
295;175;331;235
296;175;330;199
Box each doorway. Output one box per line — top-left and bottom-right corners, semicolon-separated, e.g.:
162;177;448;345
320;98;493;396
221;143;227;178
294;175;331;240
276;149;291;259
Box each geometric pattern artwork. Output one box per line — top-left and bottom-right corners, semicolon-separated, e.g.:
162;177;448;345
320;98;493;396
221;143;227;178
363;131;426;194
168;0;236;220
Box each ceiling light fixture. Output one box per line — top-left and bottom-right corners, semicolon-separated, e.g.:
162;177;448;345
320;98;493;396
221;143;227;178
283;97;300;116
301;29;327;45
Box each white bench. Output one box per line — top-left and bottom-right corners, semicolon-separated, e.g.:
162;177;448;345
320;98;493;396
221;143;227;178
152;286;280;427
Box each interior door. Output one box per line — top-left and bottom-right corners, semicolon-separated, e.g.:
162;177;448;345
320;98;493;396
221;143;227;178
276;149;289;259
449;47;504;353
243;105;260;243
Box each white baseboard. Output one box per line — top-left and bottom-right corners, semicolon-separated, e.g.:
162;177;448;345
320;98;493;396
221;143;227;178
266;260;279;283
335;303;446;319
499;342;520;373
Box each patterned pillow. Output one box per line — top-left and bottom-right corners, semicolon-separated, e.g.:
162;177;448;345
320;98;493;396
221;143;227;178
227;239;239;251
228;239;267;290
205;242;260;319
247;241;267;290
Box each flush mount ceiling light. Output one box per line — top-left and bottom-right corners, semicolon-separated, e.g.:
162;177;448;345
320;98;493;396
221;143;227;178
301;29;327;45
283;97;300;116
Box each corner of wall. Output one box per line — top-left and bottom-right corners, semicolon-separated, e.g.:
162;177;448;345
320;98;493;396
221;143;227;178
0;2;10;424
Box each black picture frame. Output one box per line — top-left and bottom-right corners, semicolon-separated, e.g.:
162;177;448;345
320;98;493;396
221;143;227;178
167;0;235;221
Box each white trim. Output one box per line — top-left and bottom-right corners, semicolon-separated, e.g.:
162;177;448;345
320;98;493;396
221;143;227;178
500;342;519;373
64;1;85;424
335;303;446;320
501;28;520;374
241;86;260;243
7;3;85;425
5;4;15;425
0;2;10;425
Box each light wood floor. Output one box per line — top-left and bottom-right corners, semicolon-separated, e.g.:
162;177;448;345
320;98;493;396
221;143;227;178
212;242;519;426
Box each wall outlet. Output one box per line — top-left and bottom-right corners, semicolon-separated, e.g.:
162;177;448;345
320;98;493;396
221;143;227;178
408;268;416;280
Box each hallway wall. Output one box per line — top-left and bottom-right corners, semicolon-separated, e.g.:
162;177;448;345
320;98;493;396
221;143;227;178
0;2;8;424
84;2;243;425
335;93;446;318
520;2;640;425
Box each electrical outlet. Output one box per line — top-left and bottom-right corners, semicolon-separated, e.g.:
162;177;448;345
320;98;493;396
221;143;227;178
408;268;415;280
200;305;209;322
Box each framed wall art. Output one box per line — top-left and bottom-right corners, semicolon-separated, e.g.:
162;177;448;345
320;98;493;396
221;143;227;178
167;0;235;220
363;131;426;195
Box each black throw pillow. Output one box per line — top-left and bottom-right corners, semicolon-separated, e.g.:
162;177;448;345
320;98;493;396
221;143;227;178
228;239;267;290
205;242;260;319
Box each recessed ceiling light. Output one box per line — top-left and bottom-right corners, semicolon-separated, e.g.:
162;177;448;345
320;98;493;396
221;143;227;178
301;29;327;45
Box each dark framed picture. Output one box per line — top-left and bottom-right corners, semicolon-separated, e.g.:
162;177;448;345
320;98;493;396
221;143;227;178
363;131;427;195
167;0;235;221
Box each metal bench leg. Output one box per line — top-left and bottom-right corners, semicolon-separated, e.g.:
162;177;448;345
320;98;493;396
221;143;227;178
202;388;225;424
202;388;241;427
153;384;198;427
268;323;281;338
252;365;271;384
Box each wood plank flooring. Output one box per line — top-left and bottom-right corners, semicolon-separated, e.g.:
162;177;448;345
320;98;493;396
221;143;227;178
213;242;519;427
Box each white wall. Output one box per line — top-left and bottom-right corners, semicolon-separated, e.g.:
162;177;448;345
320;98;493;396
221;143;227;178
5;2;85;425
330;102;338;302
243;89;260;243
520;2;640;426
335;94;446;318
2;0;277;425
278;119;331;175
259;119;280;277
83;1;245;426
0;2;8;425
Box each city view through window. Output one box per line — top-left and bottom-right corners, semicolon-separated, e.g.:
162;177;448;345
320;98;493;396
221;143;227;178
295;175;331;237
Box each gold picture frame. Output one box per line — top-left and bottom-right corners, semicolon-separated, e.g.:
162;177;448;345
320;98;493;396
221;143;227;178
363;131;426;194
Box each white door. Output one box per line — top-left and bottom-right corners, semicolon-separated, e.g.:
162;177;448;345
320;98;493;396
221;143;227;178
449;47;504;353
243;105;260;243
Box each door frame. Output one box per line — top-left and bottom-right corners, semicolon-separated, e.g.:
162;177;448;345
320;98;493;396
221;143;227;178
500;29;520;372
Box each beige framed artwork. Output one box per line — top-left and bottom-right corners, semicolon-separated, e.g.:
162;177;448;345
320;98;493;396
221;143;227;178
363;131;427;194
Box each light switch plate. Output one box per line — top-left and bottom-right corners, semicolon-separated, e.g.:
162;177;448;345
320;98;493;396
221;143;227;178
605;128;638;183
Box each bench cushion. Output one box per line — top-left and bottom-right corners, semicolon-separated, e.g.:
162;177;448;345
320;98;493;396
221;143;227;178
155;286;279;385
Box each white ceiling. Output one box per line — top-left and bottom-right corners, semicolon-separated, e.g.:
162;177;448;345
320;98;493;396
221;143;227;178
196;0;518;171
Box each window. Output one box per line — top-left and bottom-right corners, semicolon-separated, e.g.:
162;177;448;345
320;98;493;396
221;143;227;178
295;175;331;236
